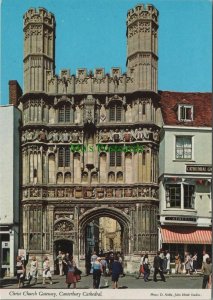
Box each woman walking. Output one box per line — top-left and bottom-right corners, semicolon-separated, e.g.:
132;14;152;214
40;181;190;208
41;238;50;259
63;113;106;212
111;256;123;289
42;257;53;285
174;252;181;274
16;256;25;288
28;256;38;285
192;252;198;273
143;254;150;282
66;255;77;289
185;252;191;275
93;257;103;288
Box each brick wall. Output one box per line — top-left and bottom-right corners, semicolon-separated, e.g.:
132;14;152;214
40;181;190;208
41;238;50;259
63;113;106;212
9;80;22;106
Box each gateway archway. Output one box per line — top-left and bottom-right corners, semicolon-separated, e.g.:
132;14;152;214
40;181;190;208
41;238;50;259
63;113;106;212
79;207;131;257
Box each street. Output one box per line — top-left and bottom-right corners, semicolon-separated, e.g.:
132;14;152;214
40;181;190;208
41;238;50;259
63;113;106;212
1;274;204;290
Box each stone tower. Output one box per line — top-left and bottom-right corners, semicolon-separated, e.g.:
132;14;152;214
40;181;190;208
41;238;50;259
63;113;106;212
23;8;56;93
126;4;158;92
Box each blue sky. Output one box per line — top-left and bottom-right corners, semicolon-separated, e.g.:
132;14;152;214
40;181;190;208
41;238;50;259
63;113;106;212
0;0;212;105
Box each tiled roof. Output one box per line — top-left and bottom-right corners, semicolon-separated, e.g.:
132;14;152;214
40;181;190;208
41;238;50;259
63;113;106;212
159;91;212;127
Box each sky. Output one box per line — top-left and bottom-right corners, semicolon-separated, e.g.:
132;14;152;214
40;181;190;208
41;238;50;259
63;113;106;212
0;0;212;105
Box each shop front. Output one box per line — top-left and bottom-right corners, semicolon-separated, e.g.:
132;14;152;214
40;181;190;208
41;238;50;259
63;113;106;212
160;226;212;268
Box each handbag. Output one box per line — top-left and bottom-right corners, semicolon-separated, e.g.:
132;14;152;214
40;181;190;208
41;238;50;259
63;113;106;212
74;267;82;276
140;264;144;274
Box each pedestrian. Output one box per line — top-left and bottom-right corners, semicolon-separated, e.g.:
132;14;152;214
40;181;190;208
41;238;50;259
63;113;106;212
185;252;192;275
28;256;38;285
174;252;181;274
165;250;171;274
136;253;144;279
101;256;108;276
153;251;166;282
66;255;77;289
117;252;125;277
90;251;98;274
202;250;209;264
63;253;69;276
192;252;198;273
111;255;123;289
201;257;212;289
16;256;25;288
57;251;64;276
42;256;53;285
93;257;103;288
143;254;150;282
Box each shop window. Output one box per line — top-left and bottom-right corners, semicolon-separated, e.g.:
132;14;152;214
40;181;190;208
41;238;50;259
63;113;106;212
176;136;192;159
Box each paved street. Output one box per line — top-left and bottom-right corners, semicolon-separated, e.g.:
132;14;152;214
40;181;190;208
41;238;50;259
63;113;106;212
1;274;204;290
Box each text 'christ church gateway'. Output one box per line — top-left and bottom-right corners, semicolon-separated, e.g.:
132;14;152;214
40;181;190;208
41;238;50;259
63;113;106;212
19;4;162;272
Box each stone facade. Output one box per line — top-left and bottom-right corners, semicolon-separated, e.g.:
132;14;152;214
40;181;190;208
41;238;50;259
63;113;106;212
18;5;162;273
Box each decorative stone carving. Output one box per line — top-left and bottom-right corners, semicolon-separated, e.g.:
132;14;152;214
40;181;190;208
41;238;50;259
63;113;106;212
96;188;104;199
110;129;122;142
54;220;73;232
153;129;160;142
57;189;64;197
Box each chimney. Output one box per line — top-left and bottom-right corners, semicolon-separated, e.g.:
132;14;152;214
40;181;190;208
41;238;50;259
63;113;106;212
9;80;22;106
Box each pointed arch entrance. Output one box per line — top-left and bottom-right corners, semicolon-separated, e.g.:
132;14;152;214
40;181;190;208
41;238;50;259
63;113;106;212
79;207;131;257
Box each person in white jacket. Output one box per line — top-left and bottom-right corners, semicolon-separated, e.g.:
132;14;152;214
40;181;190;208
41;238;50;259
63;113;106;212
166;250;171;274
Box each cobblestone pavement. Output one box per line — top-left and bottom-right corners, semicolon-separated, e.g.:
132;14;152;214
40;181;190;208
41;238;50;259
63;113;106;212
1;274;204;290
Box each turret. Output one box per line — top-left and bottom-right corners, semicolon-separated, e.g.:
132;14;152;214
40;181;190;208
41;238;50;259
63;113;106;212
126;4;159;92
23;7;56;93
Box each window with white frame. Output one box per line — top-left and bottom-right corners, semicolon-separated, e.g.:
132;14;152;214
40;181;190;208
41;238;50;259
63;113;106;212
178;105;193;121
176;136;192;159
166;183;195;209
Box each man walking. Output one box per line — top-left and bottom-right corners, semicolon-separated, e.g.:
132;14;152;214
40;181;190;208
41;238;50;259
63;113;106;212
153;251;166;282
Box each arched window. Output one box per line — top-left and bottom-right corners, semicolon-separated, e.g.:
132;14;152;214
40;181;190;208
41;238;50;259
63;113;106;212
109;102;122;122
58;147;70;167
58;104;72;123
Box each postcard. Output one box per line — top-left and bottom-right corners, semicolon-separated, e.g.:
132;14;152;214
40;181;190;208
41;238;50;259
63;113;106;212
0;0;212;300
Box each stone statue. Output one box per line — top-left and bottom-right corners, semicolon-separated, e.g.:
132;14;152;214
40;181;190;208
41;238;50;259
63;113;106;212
71;130;79;143
100;104;106;122
62;130;69;142
26;130;34;141
123;128;131;142
126;104;132;122
75;105;81;124
99;129;109;142
52;130;59;142
153;129;159;142
38;129;46;142
135;127;143;140
142;128;150;140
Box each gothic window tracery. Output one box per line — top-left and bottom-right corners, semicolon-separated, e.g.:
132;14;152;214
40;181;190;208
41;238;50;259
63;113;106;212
58;104;73;123
58;147;70;167
109;102;122;122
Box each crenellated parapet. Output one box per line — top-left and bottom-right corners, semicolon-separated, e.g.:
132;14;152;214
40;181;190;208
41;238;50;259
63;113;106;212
23;7;55;28
127;4;158;26
47;67;134;94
